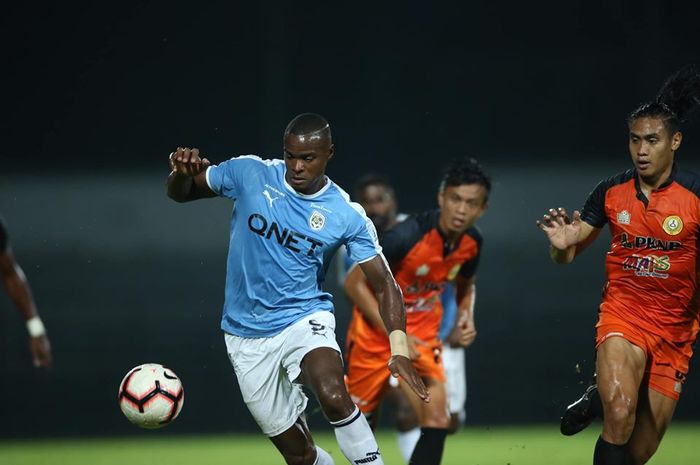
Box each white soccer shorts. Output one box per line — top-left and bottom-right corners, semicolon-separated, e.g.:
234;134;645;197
442;345;467;416
224;311;341;437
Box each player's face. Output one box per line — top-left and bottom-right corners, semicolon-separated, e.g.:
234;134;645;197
359;185;397;233
283;134;335;195
438;184;488;236
628;116;682;182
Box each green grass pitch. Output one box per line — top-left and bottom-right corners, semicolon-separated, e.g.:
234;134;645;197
1;423;698;464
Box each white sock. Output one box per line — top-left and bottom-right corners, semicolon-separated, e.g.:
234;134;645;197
331;406;383;465
313;445;334;465
397;427;421;463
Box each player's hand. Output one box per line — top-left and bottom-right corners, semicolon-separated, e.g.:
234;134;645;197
388;355;430;403
29;335;52;368
536;207;581;250
407;334;428;360
458;321;477;347
169;147;211;177
448;316;477;348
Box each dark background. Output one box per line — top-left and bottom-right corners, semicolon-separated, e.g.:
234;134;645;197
1;1;700;437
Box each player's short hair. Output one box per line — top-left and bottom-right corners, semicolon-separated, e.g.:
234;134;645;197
353;173;395;200
439;157;491;201
628;64;700;134
284;113;332;142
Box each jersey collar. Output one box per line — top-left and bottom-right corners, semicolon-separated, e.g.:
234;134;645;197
434;209;465;257
283;172;333;199
633;162;678;206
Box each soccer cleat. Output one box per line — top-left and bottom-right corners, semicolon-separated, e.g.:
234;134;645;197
560;383;600;436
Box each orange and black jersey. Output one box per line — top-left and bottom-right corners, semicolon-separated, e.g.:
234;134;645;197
0;216;7;253
581;163;700;343
381;209;482;341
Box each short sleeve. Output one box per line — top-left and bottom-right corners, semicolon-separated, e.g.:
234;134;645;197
459;228;483;279
580;180;609;228
345;210;382;264
0;217;7;253
205;155;265;199
380;219;421;266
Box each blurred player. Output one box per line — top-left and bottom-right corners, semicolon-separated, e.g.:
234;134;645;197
345;158;489;465
537;65;700;465
439;282;469;434
342;174;420;462
344;175;472;462
0;216;52;368
166;113;428;465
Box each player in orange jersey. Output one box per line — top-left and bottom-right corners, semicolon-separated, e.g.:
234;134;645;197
345;158;489;465
342;174;419;462
537;65;700;465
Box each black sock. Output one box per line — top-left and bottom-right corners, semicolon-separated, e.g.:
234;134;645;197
593;436;628;465
409;427;447;465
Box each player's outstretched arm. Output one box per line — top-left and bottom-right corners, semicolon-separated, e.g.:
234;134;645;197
536;207;599;264
358;255;430;403
0;248;52;368
167;147;216;202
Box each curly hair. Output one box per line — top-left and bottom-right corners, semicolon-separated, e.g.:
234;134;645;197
628;65;700;134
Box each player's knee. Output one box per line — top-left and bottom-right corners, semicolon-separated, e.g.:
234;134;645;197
421;407;450;429
446;414;460;434
316;388;354;422
395;405;419;431
602;399;636;441
604;399;635;426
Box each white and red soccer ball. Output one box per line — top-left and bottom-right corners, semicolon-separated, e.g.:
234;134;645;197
118;363;184;429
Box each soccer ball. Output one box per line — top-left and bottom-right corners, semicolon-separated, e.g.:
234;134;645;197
118;363;184;429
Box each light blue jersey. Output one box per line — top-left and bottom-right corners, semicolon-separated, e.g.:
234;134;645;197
206;155;382;338
439;282;457;341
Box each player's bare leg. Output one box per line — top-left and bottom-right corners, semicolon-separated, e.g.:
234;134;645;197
388;383;421;462
447;413;461;434
302;347;356;420
400;377;449;465
595;336;646;464
626;387;677;465
302;347;384;465
270;416;328;465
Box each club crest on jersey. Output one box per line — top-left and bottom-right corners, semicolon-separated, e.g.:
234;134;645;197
662;216;683;236
416;264;430;276
309;210;325;231
447;264;462;281
616;210;631;225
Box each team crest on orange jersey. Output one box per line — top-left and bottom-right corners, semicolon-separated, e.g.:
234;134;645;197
616;210;631;225
416;264;430;276
662;216;683;236
447;264;462;281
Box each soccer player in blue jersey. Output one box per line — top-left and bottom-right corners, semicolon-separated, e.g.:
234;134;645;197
0;216;52;368
166;113;429;465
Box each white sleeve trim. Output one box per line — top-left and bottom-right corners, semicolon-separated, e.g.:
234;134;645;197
205;165;215;192
356;253;378;265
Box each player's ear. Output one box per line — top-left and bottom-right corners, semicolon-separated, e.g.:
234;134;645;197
437;189;445;209
672;131;682;151
327;144;335;160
